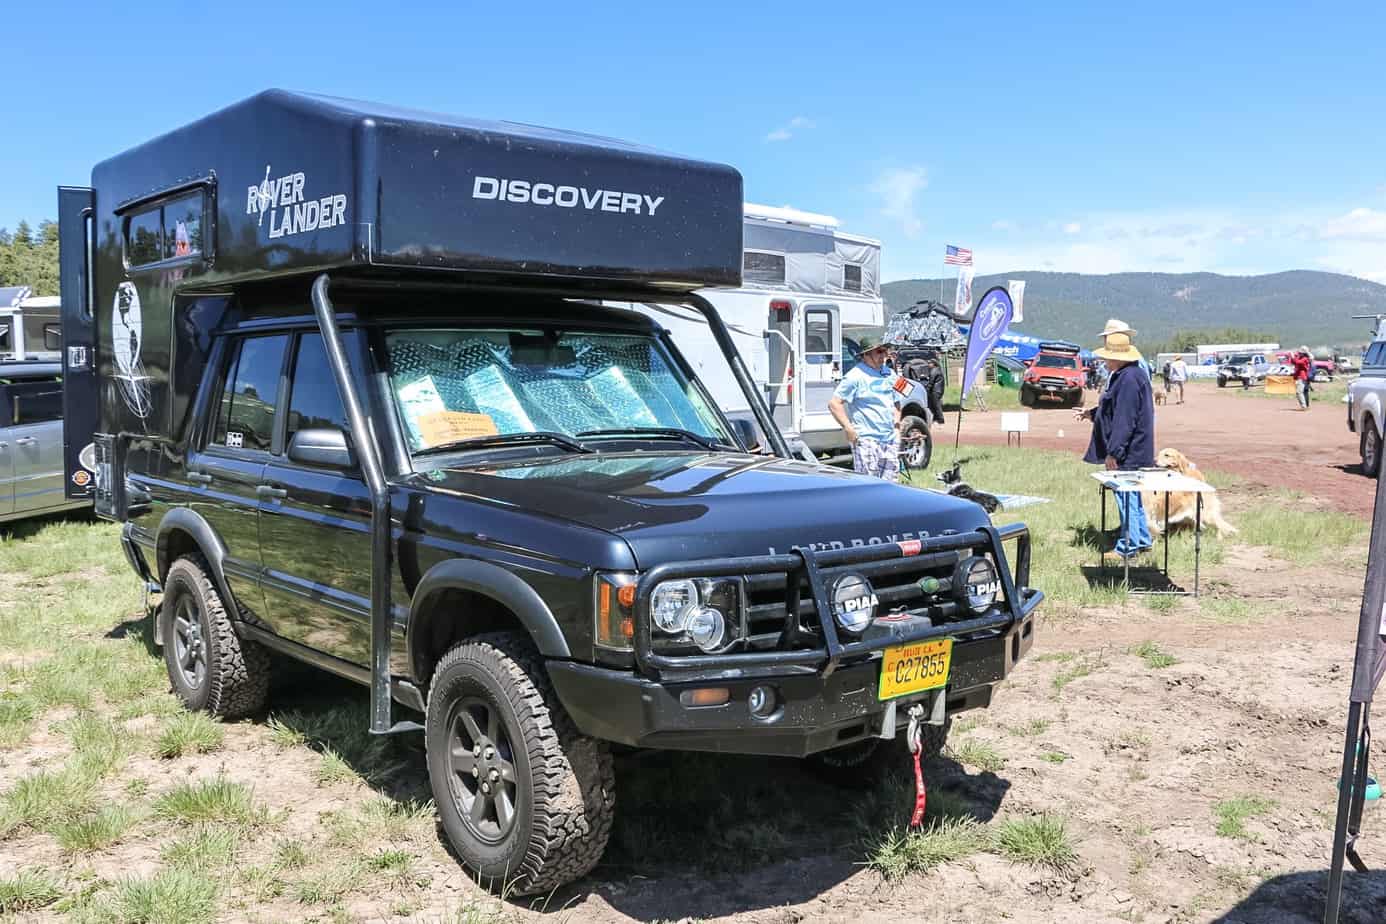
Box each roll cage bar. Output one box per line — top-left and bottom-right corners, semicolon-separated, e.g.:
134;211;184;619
308;273;792;733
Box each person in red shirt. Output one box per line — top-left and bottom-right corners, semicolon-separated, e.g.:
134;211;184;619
1291;346;1313;411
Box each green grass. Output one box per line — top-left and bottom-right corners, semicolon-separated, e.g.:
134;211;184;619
0;767;99;836
154;712;225;759
1007;718;1052;737
1130;640;1178;669
950;738;1006;773
1232;488;1368;565
108;868;218;924
1041;751;1070;764
161;826;240;872
1051;652;1106;695
1214;796;1275;840
867;817;990;879
993;814;1078;869
0;868;63;914
266;714;308;749
153;778;264;827
51;805;137;853
315;747;358;785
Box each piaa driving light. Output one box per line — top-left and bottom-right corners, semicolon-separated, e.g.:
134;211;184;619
954;556;1001;613
832;574;878;635
651;579;699;633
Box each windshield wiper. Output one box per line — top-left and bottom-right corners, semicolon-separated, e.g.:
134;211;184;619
414;431;594;457
577;427;736;451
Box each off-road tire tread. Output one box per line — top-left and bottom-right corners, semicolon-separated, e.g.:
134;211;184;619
429;632;614;895
165;555;271;719
1363;420;1382;479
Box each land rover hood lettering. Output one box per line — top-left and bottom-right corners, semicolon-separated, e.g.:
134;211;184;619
767;532;932;556
472;176;665;216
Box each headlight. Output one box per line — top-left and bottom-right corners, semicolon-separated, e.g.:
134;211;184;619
831;574;877;635
651;579;699;633
650;577;741;653
685;606;726;651
954;556;1001;613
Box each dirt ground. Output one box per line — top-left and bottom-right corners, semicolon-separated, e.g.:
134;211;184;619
957;382;1373;516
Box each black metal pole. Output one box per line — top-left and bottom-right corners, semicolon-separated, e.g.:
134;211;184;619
310;274;397;735
1326;701;1364;924
686;293;791;459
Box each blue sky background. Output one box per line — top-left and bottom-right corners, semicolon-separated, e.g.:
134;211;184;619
5;0;1385;282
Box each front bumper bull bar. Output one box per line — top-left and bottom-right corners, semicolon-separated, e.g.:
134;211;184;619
632;522;1043;677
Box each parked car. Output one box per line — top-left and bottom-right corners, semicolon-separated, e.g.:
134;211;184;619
1019;341;1085;407
1349;326;1386;476
0;362;88;523
1216;353;1270;388
1272;351;1334;382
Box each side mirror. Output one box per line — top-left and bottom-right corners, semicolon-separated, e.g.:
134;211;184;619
729;418;762;453
287;427;355;469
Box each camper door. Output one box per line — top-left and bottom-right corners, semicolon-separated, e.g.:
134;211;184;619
799;303;841;428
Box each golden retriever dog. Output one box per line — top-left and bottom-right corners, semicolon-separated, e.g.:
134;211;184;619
1142;448;1238;536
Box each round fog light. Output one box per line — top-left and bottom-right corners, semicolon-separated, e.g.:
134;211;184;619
686;606;726;651
748;685;777;718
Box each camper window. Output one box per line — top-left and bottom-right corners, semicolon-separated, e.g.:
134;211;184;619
122;191;204;268
743;250;786;286
843;264;863;293
805;310;834;365
211;335;287;452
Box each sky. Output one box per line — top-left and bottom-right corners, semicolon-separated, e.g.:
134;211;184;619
4;0;1385;283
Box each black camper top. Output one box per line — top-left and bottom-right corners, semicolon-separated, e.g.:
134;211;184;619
92;90;743;294
1037;340;1081;354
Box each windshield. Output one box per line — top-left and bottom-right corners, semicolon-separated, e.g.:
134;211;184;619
1035;354;1078;369
1227;354;1252;364
384;327;730;454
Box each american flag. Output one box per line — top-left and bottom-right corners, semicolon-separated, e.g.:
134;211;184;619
944;244;973;266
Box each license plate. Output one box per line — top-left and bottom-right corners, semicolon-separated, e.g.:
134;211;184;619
878;638;953;701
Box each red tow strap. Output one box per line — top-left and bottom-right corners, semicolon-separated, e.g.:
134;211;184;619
906;704;927;829
909;746;927;828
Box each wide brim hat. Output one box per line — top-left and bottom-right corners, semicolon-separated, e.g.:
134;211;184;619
1099;318;1136;338
856;333;889;353
1095;332;1143;362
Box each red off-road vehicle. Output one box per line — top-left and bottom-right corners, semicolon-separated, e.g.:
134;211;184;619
1020;341;1085;407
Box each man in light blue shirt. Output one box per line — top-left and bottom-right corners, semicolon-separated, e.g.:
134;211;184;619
828;334;902;481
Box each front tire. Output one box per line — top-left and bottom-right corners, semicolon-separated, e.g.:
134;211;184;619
899;415;933;470
1019;387;1034;407
1363;421;1382;478
426;632;614;895
1217;377;1226;388
160;555;270;719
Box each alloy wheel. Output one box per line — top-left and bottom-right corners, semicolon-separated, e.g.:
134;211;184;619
446;697;521;843
171;596;207;690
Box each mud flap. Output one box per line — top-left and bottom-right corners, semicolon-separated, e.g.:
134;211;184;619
58;186;97;500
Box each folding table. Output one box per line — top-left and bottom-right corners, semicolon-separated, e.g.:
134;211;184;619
1090;469;1218;596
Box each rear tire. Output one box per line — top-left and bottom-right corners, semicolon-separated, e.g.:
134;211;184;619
160;555;270;719
426;632;614;895
1363;421;1382;478
804;719;951;786
899;415;932;470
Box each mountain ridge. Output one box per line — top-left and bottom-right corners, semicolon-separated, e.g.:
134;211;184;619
881;270;1386;349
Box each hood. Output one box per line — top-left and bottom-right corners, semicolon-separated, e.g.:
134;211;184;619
407;452;993;567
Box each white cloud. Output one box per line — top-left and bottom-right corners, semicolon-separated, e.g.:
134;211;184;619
1320;207;1386;242
764;115;815;143
1062;222;1082;235
869;166;928;238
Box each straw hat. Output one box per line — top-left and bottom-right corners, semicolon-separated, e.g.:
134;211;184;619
1099;318;1136;339
1095;332;1143;363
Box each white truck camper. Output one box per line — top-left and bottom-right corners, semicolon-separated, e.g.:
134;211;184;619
0;287;62;362
638;204;885;456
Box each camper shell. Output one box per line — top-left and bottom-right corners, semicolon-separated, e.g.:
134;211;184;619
60;90;1040;894
0;288;63;362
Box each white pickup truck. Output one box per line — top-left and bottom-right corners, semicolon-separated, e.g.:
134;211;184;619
1347;319;1386;476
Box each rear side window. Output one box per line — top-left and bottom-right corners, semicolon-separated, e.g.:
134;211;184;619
124;191;205;268
1368;343;1385;366
5;379;63;425
211;335;288;452
285;332;354;446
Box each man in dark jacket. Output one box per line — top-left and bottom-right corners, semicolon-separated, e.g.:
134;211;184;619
1074;332;1155;563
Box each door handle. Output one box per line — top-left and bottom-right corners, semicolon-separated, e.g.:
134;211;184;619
256;485;288;499
15;437;36;446
187;471;213;484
